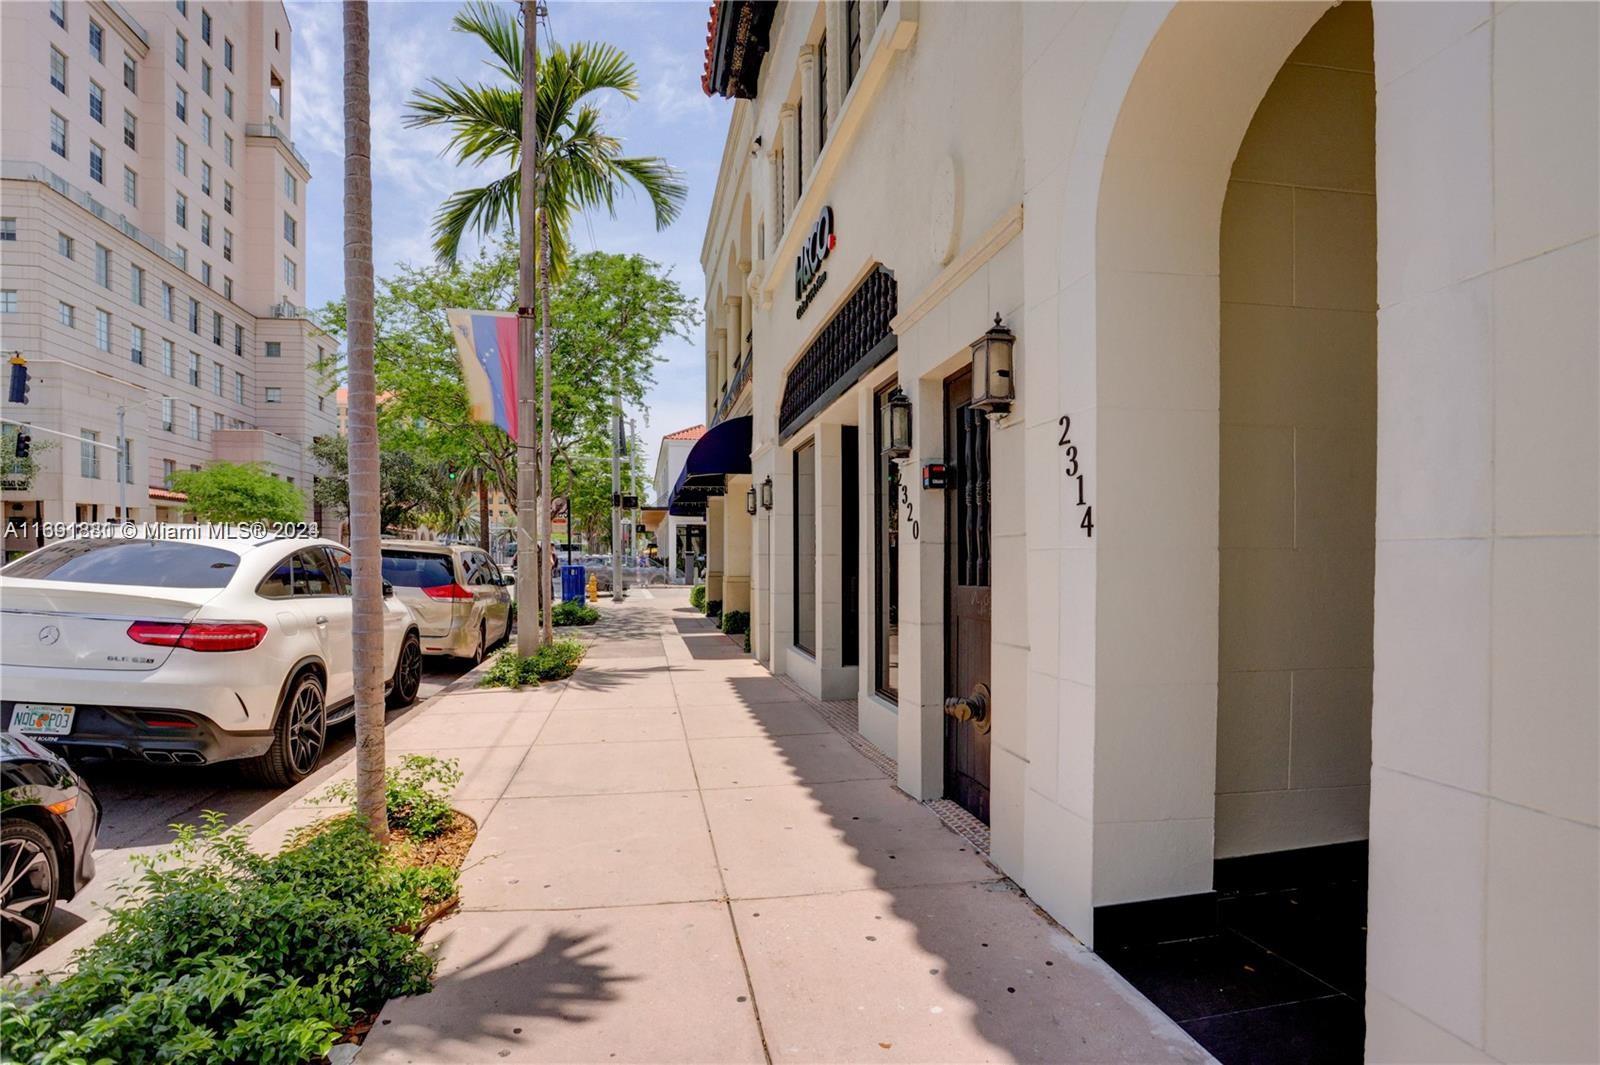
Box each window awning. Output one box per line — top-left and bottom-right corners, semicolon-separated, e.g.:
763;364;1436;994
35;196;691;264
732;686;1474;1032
668;415;751;516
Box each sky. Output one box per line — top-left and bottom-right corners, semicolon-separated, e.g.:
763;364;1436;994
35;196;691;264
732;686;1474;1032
286;0;731;495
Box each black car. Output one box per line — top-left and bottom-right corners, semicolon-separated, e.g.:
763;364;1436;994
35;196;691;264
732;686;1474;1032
1;731;99;972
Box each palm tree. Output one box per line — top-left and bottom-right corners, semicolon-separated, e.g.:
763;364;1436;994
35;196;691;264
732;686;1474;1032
344;0;387;840
407;1;686;646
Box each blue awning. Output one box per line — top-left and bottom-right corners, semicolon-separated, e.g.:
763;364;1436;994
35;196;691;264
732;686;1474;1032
668;416;751;516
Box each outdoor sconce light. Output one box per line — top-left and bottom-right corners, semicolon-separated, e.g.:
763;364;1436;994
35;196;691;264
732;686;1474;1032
745;487;758;515
881;386;913;461
969;314;1016;415
760;476;774;511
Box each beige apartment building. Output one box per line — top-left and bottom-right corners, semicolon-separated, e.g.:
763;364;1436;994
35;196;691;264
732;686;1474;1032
0;0;335;550
689;2;1598;1062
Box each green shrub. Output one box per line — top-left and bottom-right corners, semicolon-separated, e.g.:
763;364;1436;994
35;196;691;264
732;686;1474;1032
479;639;585;688
0;813;454;1065
689;584;706;611
721;610;749;636
743;629;752;653
552;599;600;627
705;599;722;619
317;755;462;840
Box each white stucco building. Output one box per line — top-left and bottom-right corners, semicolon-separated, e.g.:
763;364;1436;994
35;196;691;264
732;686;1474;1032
653;423;707;584
689;2;1598;1061
0;0;337;553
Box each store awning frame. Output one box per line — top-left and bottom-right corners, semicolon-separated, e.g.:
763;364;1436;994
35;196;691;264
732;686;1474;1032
667;415;752;516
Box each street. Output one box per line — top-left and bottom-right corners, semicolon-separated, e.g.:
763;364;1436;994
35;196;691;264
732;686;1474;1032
33;656;476;954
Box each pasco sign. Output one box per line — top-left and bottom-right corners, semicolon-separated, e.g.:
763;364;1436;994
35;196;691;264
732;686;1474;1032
794;206;835;319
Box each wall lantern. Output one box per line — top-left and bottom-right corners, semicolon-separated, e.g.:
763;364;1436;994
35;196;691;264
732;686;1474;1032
759;476;774;511
745;487;758;515
881;386;913;460
969;314;1016;415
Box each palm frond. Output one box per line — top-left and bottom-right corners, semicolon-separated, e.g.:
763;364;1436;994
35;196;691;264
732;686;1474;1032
431;172;520;263
452;0;522;83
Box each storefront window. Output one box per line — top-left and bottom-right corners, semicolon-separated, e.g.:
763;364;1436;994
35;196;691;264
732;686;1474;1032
793;441;817;655
874;384;899;697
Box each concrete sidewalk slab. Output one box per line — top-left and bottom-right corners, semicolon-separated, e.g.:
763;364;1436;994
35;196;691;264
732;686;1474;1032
689;733;887;790
500;739;698;798
678;701;833;739
536;706;686;745
386;708;551;751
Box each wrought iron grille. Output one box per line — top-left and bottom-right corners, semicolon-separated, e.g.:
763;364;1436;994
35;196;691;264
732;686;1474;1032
956;404;991;587
778;265;898;441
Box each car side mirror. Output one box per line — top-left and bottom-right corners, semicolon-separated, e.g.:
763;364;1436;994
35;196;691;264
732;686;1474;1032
382;579;394;598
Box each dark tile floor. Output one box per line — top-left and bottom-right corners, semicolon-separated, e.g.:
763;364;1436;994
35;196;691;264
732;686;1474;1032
1102;844;1368;1065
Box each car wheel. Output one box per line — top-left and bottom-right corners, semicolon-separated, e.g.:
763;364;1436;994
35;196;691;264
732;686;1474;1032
248;671;327;787
1;820;59;974
467;620;487;665
386;632;423;709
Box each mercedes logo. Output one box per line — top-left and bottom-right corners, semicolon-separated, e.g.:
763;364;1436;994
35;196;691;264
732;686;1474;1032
37;624;60;645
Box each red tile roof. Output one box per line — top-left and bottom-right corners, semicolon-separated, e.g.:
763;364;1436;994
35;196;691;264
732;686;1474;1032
148;486;188;502
700;2;718;95
664;424;708;442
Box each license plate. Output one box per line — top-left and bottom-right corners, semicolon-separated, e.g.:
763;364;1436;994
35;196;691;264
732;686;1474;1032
10;704;75;736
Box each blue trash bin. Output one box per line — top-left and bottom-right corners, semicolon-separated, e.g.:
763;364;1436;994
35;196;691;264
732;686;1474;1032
560;564;586;603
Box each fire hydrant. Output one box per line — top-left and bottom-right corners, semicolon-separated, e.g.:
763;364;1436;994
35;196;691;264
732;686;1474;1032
587;574;599;602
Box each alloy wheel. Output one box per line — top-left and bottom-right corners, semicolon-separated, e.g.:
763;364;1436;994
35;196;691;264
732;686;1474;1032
286;682;326;776
396;639;422;702
0;835;55;970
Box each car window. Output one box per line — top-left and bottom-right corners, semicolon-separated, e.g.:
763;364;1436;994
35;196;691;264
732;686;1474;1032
3;540;241;588
258;553;295;598
381;550;454;589
461;552;486;586
487;559;505;585
292;549;339;596
327;548;352;594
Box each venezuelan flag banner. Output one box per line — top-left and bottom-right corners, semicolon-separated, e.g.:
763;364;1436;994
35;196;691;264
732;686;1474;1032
446;308;520;437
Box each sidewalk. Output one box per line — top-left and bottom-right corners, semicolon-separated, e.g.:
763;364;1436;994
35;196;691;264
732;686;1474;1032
332;589;1209;1064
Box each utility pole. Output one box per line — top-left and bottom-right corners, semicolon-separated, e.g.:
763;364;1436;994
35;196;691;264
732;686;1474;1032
611;382;624;600
115;405;126;522
628;416;638;578
514;0;541;654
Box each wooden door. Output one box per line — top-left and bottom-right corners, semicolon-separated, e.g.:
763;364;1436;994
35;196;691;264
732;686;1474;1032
944;368;992;822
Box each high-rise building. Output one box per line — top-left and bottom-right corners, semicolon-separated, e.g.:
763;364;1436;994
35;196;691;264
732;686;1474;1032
0;0;337;552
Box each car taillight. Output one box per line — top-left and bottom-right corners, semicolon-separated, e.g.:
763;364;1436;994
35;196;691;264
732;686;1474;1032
422;583;474;600
127;620;268;651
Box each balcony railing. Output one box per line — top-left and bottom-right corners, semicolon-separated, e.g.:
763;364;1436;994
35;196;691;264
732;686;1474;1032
245;121;311;172
712;348;752;427
2;161;187;270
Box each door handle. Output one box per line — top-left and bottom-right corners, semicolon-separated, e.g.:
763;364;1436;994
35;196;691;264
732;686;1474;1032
315;615;329;625
943;683;992;734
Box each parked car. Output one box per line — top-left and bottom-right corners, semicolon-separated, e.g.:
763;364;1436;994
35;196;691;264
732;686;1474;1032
379;541;512;663
0;533;423;786
1;730;100;972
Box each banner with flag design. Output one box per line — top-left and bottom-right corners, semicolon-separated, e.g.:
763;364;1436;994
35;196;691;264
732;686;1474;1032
446;308;521;438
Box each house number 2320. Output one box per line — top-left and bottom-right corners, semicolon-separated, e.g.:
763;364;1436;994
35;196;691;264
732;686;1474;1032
1058;414;1093;537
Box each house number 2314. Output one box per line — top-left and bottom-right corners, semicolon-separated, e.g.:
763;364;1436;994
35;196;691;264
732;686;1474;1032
1058;414;1093;537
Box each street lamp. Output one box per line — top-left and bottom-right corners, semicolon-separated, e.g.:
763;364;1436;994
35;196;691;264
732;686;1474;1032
760;476;773;511
881;386;912;460
745;486;758;515
969;314;1015;415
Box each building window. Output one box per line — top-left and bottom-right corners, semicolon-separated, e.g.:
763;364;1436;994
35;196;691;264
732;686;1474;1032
49;0;66;27
174;245;187;271
200;261;211;287
162;283;174;321
0;291;16;314
58;232;73;258
200;111;211;146
223;85;233;118
58;302;74;327
175;33;187;69
817;34;828;151
234;372;244;403
284;169;298;204
283;213;296;246
847;1;862;87
269;72;284;116
176;0;187;15
0;218;14;241
174;191;187;228
200;8;212;44
175;138;187;175
265;387;282;404
50;48;66;93
233;323;242;355
283;257;297;290
212;361;223;395
793;441;817;654
222;229;232;261
88;141;105;183
119;437;134;486
162;339;175;376
89;81;104;123
122;53;136;93
95;309;111;350
213;411;223;431
873;384;900;697
188;299;200;335
318;394;325;412
175;85;187;121
200;161;212;195
50;112;67;157
123;166;137;205
200;211;211;246
212;311;222;344
190;405;201;440
163;458;176;485
130;324;145;364
188;352;200;385
123;110;137;148
89;20;104;62
161;396;174;431
129;264;144;305
81;430;101;479
94;244;110;287
201;60;211;95
223;134;233;166
264;341;281;358
223;38;233;71
222;181;233;214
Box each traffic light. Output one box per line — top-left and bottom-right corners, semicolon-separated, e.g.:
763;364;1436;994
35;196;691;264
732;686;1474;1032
14;432;31;459
7;356;29;405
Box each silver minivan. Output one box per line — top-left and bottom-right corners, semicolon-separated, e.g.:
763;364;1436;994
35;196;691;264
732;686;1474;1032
379;541;512;662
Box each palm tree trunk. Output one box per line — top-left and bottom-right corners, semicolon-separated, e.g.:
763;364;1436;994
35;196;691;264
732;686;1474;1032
539;209;555;644
343;0;386;841
514;0;542;655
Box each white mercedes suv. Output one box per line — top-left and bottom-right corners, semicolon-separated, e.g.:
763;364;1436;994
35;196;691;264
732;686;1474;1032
0;532;423;785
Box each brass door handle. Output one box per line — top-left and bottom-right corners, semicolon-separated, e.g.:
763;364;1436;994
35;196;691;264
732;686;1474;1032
943;683;992;734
